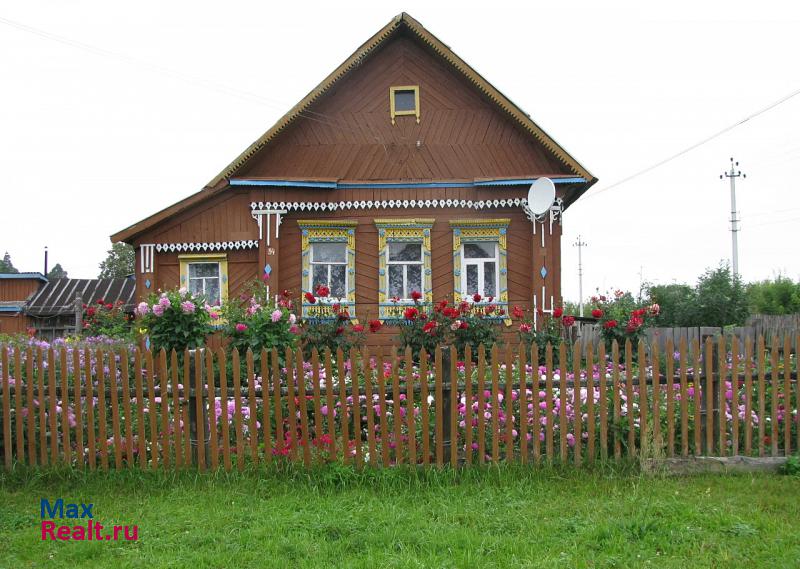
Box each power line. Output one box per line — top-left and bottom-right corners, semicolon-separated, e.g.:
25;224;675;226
583;84;800;200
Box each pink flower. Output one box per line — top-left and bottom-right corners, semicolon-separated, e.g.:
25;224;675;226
181;301;196;314
135;302;149;317
271;309;282;323
235;323;248;333
289;314;296;325
519;323;532;333
152;303;165;317
289;325;300;334
158;295;171;308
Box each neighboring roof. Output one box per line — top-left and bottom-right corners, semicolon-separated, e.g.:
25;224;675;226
0;272;48;283
112;12;596;244
26;278;136;317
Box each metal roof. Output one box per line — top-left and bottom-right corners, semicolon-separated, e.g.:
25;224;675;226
26;278;136;316
0;272;48;282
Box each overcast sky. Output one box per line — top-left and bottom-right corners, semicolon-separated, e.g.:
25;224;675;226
1;1;798;303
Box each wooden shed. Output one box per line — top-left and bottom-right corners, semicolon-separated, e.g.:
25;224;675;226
111;13;596;347
0;273;48;335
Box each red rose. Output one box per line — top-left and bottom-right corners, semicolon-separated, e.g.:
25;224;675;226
591;308;603;318
338;311;350;321
553;307;563;318
563;315;575;327
484;304;495;315
403;307;418;320
332;303;341;313
459;301;471;314
304;292;316;304
472;293;482;303
434;300;448;313
335;326;344;335
443;307;459;319
512;305;524;319
315;284;330;298
603;319;617;330
352;324;364;333
86;307;96;317
459;321;469;329
368;319;383;333
282;289;292;298
105;303;113;310
96;299;105;305
519;323;532;333
422;321;438;334
410;290;422;302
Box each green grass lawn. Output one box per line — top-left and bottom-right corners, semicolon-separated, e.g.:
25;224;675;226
1;463;799;568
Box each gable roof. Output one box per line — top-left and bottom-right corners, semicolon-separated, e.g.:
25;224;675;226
26;278;136;317
112;12;596;244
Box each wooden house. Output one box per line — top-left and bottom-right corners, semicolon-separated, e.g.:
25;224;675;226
0;273;48;335
111;13;596;347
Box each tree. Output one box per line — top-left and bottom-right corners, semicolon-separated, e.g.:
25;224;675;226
46;263;68;279
747;276;800;315
98;243;135;279
647;283;696;327
693;262;749;327
0;251;19;273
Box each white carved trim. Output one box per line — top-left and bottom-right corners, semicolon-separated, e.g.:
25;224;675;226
153;240;259;253
140;244;155;273
251;197;532;213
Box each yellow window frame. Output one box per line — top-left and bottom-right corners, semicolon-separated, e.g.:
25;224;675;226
178;253;229;306
390;85;420;124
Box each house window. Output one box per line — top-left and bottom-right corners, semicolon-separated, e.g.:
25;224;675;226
390;85;420;124
450;219;511;324
298;220;357;319
178;254;228;306
375;219;434;321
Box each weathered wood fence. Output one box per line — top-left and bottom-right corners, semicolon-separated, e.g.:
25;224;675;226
1;335;798;471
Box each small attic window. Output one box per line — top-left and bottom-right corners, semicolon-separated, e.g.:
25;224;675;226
390;86;420;124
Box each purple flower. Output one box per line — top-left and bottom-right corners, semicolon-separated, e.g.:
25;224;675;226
271;309;282;323
152;303;165;317
181;301;196;314
158;295;171;309
135;302;149;317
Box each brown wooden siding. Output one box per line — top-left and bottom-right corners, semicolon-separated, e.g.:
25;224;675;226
0;279;43;302
238;33;574;182
0;313;31;335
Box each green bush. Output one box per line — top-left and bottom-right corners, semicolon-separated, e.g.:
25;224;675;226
747;276;800;315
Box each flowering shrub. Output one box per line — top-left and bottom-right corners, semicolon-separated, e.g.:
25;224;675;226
299;285;368;359
590;290;659;354
82;299;132;338
136;288;214;353
514;305;576;365
222;280;299;367
396;294;502;360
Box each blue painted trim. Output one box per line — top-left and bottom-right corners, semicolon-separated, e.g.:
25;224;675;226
231;177;585;190
0;306;22;313
0;272;48;283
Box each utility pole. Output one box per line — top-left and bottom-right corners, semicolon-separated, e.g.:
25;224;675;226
573;236;587;316
720;157;745;278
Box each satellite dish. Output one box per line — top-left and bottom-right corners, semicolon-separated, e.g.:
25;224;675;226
527;177;556;216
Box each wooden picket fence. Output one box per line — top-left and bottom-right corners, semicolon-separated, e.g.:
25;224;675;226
1;335;798;471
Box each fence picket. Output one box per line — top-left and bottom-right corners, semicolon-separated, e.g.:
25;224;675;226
48;349;59;465
72;348;83;467
435;346;443;467
109;349;121;469
652;342;661;457
15;348;25;463
638;341;647;458
2;348;10;468
625;341;635;457
391;348;402;466
586;342;594;464
171;350;182;469
246;349;259;464
27;348;36;466
505;344;515;463
545;343;555;462
612;341;621;460
39;348;48;466
193;349;205;472
95;350;108;470
517;344;527;465
218;349;231;472
464;346;474;465
783;334;791;456
572;341;582;466
206;348;218;470
692;340;702;455
718;336;726;455
449;346;458;468
285;347;298;462
232;349;246;471
491;344;500;464
350;349;361;469
363;347;376;467
679;338;688;458
404;347;416;466
311;349;323;462
84;347;94;469
182;349;191;467
704;337;714;455
559;343;568;464
324;349;335;462
336;348;347;465
796;334;800;457
159;349;170;469
770;336;779;457
665;338;675;457
477;345;487;465
744;338;753;456
272;348;283;461
757;336;766;457
531;343;541;465
261;349;271;465
294;348;311;468
376;349;388;467
731;337;739;456
420;349;430;467
146;350;158;469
